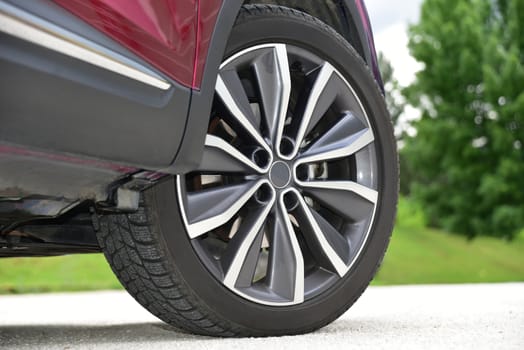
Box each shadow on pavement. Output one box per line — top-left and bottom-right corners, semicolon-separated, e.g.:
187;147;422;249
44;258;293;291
0;322;214;348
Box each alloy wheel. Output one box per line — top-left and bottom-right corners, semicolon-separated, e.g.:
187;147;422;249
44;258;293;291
177;43;379;306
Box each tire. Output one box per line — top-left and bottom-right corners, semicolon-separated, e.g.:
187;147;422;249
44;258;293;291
97;4;398;337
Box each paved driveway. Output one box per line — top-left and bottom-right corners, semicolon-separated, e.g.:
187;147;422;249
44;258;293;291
0;283;522;349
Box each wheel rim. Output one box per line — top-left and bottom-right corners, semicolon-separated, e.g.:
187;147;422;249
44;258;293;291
176;43;378;306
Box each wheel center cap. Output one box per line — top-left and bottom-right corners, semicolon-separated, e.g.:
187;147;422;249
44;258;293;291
269;161;291;189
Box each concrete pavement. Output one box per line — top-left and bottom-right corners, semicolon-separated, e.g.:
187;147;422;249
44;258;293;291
0;283;522;349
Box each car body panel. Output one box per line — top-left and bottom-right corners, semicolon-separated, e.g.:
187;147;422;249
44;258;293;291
52;0;222;89
0;0;382;255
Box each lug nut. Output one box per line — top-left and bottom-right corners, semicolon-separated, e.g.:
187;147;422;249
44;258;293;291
279;136;295;157
254;183;273;205
283;191;299;212
251;148;271;168
295;164;309;181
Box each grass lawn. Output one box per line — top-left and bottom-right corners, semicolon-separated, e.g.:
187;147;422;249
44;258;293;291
374;229;524;284
0;254;120;294
0;198;523;294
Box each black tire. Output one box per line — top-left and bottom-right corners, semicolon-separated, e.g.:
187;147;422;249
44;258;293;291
97;4;398;337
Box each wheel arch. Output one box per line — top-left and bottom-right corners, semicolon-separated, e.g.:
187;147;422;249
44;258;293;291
171;0;383;173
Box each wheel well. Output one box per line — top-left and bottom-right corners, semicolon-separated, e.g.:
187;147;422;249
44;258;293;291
243;0;367;63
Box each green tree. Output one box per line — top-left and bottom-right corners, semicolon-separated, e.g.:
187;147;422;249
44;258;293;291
378;53;413;195
403;0;524;239
378;52;407;141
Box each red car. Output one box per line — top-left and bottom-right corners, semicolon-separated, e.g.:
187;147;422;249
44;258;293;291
0;0;397;336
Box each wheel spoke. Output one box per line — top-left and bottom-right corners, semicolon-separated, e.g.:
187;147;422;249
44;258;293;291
299;181;376;222
303;72;344;137
197;135;268;174
185;180;268;238
266;196;304;303
216;71;272;156
222;191;275;288
287;62;335;159
293;190;350;277
253;44;291;147
298;181;378;204
296;112;373;164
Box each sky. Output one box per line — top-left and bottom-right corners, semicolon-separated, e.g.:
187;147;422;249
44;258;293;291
365;0;424;86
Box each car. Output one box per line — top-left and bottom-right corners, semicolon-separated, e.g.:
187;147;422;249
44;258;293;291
0;0;398;337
